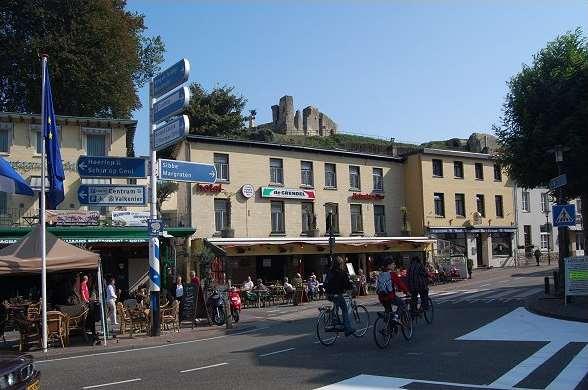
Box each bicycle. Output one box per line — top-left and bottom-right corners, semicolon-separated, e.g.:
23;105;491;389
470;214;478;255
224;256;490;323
372;303;412;349
404;295;434;325
316;294;370;346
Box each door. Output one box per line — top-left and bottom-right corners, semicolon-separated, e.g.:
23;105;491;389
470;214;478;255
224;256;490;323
475;235;484;267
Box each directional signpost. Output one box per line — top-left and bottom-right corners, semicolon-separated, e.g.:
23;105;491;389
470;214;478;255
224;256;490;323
77;156;147;178
158;159;216;183
153;115;189;151
77;185;146;206
553;204;576;227
148;59;191;336
549;174;567;191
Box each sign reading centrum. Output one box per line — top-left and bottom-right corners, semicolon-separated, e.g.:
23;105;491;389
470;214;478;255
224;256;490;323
77;185;147;206
261;187;316;200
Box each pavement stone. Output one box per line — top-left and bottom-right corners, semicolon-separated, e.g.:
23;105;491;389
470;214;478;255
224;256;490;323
527;295;588;323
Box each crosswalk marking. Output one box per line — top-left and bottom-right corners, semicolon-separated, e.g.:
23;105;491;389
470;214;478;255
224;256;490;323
452;290;494;303
432;286;543;304
546;343;588;390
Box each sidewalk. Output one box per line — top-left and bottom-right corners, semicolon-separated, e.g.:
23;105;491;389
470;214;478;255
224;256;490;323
527;294;588;323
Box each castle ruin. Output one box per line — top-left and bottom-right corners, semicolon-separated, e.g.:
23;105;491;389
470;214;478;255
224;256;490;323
266;95;337;137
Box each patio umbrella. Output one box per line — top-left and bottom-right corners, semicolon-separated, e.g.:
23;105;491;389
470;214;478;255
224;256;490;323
0;157;34;196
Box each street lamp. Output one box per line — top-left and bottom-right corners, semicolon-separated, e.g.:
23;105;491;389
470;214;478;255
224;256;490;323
544;207;551;266
328;210;335;268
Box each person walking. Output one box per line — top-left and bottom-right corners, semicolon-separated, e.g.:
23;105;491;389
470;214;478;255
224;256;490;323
190;270;200;287
534;248;541;266
324;256;355;336
106;277;118;327
407;257;429;314
80;275;90;303
467;258;474;279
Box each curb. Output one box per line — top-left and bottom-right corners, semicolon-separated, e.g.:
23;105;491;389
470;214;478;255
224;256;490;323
526;299;588;323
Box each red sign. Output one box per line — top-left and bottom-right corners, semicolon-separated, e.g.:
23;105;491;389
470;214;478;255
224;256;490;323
351;193;385;201
197;183;222;193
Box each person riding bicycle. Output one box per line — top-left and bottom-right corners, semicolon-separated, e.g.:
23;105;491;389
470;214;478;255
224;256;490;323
407;256;429;314
324;256;355;336
376;261;407;318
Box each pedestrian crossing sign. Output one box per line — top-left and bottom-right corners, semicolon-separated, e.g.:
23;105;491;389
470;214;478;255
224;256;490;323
552;204;576;227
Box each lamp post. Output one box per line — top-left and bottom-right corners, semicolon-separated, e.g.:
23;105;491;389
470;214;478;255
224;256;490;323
328;210;335;268
544;208;551;266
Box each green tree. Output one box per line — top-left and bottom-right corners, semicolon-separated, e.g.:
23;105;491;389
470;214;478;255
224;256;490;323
496;29;588;263
186;83;247;136
0;0;164;118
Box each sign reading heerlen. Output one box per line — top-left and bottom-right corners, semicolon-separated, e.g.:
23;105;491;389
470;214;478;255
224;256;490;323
261;187;315;200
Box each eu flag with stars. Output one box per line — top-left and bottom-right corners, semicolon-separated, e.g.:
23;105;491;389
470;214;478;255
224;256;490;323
43;65;64;209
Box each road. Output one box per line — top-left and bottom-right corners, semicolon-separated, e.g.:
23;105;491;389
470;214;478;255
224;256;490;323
35;265;588;390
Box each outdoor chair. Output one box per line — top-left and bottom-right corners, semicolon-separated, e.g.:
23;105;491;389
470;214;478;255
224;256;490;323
65;306;89;345
27;302;40;321
242;291;258;308
116;302;137;337
14;315;40;352
46;311;67;348
0;304;7;344
160;300;180;332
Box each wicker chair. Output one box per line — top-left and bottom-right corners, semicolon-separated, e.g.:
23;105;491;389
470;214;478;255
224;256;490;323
160;300;180;332
14;315;40;351
27;302;40;321
0;303;6;344
66;306;89;345
46;311;67;348
116;302;135;337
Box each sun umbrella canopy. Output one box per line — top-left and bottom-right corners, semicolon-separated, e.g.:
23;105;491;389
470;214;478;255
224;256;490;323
0;157;34;196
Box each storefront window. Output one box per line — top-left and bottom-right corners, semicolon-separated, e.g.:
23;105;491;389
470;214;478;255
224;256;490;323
492;233;512;256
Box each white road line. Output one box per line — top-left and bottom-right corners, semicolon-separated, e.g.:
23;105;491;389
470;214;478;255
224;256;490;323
452;290;494;303
180;362;228;373
513;287;543;298
545;343;588;390
490;340;568;388
434;291;471;303
258;347;295;357
479;283;491;287
487;289;522;299
36;326;271;364
82;378;141;389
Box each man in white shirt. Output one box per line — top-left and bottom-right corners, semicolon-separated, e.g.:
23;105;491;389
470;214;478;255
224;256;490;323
106;278;118;326
242;276;254;291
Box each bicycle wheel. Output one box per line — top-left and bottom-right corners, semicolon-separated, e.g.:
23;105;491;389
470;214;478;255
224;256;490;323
316;310;339;346
351;304;370;337
400;308;413;341
373;313;392;349
424;298;434;324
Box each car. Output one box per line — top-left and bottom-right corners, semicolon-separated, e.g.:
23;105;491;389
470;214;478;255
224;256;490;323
0;354;40;390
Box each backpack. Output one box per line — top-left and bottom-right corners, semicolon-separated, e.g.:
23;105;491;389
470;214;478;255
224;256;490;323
376;271;394;295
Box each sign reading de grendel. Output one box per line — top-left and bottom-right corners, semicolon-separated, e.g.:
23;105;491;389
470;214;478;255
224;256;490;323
261;187;315;200
351;193;385;201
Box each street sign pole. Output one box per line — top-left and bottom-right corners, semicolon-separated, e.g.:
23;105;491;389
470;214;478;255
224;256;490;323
149;80;161;336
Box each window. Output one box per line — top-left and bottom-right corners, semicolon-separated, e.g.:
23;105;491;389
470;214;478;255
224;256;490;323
271;201;285;233
35;131;43;154
325;163;337;188
540;223;551;250
476;194;485;217
495;195;504;217
0;192;6;214
214;199;230;232
434;193;445;217
214;153;229;182
523;225;532;248
373;168;384;191
374;205;386;235
270;158;283;184
541;193;550;213
301;202;314;233
454;161;464;178
475;163;484;180
325;203;339;233
455;193;466;217
87;133;106;156
521;191;530;212
492;233;512;256
494;164;502;181
349;165;360;190
576;232;585;251
432;159;443;177
0;124;10;153
300;161;314;187
350;204;363;233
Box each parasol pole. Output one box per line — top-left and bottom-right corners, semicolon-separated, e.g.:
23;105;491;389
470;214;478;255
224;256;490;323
97;260;107;346
40;54;48;353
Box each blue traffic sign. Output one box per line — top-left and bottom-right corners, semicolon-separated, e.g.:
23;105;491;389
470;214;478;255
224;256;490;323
158;159;216;183
153;115;189;151
153;86;190;124
78;185;147;206
77;156;147;178
148;219;163;237
549;174;567;191
153;58;190;98
553;204;576;227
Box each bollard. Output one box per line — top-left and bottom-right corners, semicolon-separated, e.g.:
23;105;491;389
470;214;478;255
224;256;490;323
552;271;559;292
544;276;550;295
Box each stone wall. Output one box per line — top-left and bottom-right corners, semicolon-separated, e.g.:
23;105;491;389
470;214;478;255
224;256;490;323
267;95;337;137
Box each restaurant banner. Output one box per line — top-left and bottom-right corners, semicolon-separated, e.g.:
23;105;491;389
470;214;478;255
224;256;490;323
46;210;100;226
112;211;150;227
261;187;315;200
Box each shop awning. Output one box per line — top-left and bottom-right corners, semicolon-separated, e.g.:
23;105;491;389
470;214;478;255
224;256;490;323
0;226;196;245
205;236;435;257
428;227;516;234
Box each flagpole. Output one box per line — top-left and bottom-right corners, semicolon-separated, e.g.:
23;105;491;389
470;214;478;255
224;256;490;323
40;54;48;353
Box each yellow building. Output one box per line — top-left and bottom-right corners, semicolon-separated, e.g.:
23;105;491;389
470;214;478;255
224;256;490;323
164;135;432;283
404;148;516;268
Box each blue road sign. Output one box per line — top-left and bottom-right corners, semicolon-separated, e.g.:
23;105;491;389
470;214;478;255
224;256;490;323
77;156;147;178
153;115;189;151
158;159;216;183
553;204;576;227
78;185;147;206
153;86;190;124
153;59;190;98
148;219;163;237
549;174;567;191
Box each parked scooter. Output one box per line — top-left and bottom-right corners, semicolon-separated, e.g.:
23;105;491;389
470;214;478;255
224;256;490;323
228;288;241;323
206;289;226;326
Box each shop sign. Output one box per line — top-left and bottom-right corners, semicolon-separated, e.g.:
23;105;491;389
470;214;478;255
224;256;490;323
197;183;222;193
46;210;100;226
351;193;384;201
261;187;315;200
112;211;150;227
241;184;255;198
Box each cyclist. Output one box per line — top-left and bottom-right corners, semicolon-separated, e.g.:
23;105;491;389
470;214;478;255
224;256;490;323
407;256;429;314
324;256;355;336
376;260;407;318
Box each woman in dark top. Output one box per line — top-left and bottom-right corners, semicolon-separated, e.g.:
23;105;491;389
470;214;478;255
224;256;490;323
325;256;355;336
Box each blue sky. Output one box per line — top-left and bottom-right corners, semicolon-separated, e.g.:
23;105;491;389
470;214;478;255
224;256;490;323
128;0;588;156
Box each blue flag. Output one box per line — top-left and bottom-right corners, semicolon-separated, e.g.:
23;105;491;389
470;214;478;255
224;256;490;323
43;65;65;209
